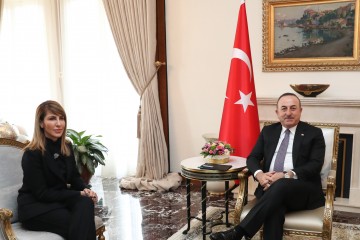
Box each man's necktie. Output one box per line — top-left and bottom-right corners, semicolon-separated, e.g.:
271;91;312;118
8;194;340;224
273;129;290;172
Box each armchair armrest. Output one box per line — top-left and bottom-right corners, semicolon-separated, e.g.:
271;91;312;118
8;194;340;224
234;168;252;225
0;208;17;240
323;169;336;238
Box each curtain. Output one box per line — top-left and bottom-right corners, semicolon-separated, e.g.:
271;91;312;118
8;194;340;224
103;0;181;190
0;0;3;26
0;0;54;135
43;0;64;104
0;0;139;179
60;0;139;178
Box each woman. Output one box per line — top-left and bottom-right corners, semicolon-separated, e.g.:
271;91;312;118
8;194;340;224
17;100;98;240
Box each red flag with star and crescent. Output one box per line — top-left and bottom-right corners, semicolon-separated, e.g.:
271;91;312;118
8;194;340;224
219;0;260;158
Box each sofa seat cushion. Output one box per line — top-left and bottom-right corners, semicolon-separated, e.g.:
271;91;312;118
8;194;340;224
0;184;21;223
240;199;324;233
240;198;257;222
283;206;324;233
10;216;104;239
12;222;64;240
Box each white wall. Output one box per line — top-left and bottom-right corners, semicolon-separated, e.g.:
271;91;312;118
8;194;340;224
166;0;360;173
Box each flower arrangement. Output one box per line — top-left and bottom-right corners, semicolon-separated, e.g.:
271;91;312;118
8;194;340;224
200;141;234;158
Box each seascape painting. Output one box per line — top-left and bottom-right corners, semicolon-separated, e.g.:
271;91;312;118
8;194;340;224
274;1;355;58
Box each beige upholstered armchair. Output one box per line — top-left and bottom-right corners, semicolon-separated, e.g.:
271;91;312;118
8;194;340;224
234;122;340;240
0;138;106;240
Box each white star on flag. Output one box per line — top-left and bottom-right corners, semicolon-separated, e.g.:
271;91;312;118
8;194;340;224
235;91;254;112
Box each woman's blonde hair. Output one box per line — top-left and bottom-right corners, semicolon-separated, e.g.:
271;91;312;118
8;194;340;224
26;100;71;156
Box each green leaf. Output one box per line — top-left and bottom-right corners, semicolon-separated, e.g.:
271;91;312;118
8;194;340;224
77;145;88;153
86;160;95;175
73;147;80;163
93;153;105;165
87;138;100;145
79;135;92;145
66;129;81;144
66;129;78;136
77;163;83;174
88;143;108;153
66;128;108;175
92;149;105;159
78;130;86;137
81;154;88;165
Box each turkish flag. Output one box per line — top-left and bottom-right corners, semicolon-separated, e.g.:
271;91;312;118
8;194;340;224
218;0;260;158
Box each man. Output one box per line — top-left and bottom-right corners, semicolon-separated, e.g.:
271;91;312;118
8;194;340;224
210;93;325;240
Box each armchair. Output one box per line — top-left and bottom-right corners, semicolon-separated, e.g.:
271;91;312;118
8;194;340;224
234;122;340;240
0;138;106;240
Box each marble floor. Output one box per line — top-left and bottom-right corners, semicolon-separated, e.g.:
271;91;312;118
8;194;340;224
91;176;360;240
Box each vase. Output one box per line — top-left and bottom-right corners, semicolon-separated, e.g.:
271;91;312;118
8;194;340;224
205;154;230;164
207;181;235;196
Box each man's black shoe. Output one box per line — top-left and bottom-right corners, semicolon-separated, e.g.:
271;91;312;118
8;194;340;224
209;229;241;240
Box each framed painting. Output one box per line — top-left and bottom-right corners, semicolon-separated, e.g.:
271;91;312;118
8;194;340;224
263;0;360;71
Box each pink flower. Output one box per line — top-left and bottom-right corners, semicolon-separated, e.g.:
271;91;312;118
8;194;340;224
200;141;234;158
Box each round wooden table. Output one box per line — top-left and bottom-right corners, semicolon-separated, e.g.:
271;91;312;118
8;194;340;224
181;156;246;240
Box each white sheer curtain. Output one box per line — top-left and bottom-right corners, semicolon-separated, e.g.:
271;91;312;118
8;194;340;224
0;0;54;135
0;0;3;26
61;0;138;178
0;0;138;178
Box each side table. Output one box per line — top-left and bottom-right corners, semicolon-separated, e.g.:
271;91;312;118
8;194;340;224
181;156;246;240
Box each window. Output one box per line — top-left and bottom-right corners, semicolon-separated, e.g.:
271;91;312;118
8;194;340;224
0;0;138;178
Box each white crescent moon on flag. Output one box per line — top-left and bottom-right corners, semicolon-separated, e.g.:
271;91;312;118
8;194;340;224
232;48;252;82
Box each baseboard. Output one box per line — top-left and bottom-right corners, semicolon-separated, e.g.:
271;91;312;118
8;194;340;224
334;197;360;213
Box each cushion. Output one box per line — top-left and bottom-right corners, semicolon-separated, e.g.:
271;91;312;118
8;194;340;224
240;199;256;222
0;145;24;189
12;222;65;240
283;207;324;232
0;184;22;223
10;217;103;240
0;144;24;223
320;127;335;189
241;199;323;233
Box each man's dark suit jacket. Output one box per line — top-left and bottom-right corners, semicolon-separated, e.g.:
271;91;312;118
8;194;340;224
17;143;86;222
246;121;325;210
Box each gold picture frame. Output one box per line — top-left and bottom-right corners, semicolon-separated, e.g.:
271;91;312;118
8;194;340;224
263;0;360;71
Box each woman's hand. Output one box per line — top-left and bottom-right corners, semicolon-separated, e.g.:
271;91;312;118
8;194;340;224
81;188;98;204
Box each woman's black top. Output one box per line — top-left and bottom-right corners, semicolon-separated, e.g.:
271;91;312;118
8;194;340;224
17;138;86;222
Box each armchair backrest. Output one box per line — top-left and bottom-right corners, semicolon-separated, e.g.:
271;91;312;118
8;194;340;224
263;122;340;190
0;138;27;223
316;123;339;190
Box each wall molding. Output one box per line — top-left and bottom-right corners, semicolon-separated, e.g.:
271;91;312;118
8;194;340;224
258;97;360;107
